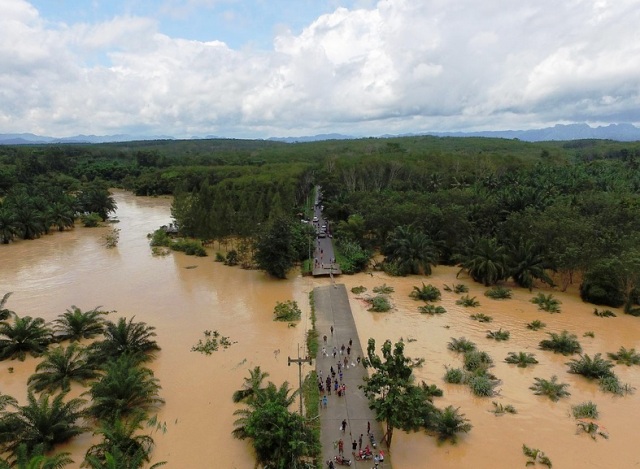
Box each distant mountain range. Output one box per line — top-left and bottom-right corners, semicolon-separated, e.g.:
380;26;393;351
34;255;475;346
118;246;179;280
1;123;640;145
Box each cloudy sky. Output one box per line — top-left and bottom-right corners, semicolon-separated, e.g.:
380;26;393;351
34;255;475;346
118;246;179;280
1;0;639;139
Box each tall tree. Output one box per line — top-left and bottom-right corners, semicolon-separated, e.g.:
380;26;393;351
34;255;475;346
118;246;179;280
360;339;440;448
458;237;508;286
0;315;52;361
28;344;100;394
383;225;438;276
254;216;299;279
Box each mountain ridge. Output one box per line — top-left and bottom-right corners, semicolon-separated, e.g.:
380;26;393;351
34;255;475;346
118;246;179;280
1;123;639;145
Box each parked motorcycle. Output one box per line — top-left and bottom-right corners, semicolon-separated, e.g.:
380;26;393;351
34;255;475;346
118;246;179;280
333;454;352;466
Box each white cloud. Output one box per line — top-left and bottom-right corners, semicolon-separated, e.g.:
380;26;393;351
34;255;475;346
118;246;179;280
1;0;640;137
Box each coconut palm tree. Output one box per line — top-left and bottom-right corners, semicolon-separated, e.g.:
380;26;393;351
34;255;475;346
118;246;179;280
53;306;108;342
84;411;162;468
28;344;100;394
12;204;44;240
566;353;615;380
232;366;270;403
78;187;117;221
458;237;508;286
383;225;438;276
0;315;52;361
508;239;554;291
1;391;87;457
86;354;164;422
88;317;160;365
83;448;166;469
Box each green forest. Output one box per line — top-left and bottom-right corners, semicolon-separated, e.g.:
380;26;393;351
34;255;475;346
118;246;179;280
2;136;640;308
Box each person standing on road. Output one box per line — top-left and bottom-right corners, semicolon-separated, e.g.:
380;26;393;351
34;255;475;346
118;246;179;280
338;438;344;455
358;434;363;450
341;419;347;433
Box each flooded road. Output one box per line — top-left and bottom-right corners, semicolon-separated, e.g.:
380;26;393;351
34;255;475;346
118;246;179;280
1;190;639;468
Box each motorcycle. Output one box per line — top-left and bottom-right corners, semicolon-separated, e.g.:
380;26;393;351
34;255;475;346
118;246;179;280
369;432;377;449
333;454;352;466
353;447;373;461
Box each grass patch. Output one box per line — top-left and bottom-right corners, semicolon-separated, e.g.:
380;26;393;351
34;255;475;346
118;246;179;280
351;285;367;294
608;346;640;366
372;283;394;294
470;313;493;323
367;295;391;312
572;401;599;419
191;330;236;354
490;401;517;415
531;293;561;313
418;304;447;315
526;320;546;331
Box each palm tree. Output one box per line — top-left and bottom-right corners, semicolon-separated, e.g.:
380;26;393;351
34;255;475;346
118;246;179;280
47;202;76;232
78;187;117;221
508;239;554;291
0;207;18;244
0;443;73;469
28;344;100;394
1;391;87;457
84;411;161;468
53;306;108;342
0;315;52;361
430;406;472;443
383;225;438;276
232;366;269;403
0;292;13;321
458;238;508;286
88;317;160;365
12;204;44;240
83;448;166;469
86;354;164;422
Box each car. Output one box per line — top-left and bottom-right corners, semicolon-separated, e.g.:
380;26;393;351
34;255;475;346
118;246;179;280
318;232;327;238
313;216;318;222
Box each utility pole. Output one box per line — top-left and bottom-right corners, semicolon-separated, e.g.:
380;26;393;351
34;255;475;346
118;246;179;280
288;344;313;416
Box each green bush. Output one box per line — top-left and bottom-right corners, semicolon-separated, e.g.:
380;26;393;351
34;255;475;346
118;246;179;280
444;284;468;294
531;293;561;313
457;295;480;307
463;350;493;373
448;337;476;353
81;212;102;227
505;352;538;368
580;262;625;307
225;250;239;266
351;286;367;294
410;283;441;302
173;239;207;256
572;401;598;419
444;367;465;384
539;330;582;355
593;308;616;317
335;240;370;274
598;375;634;396
484;286;512;299
418;304;447;315
373;284;394;294
486;329;510;341
470;313;493;323
215;252;226;262
273;300;302;321
608;346;640;366
467;375;499;397
149;228;171;247
529;376;571;401
368;295;391;312
526;320;546;331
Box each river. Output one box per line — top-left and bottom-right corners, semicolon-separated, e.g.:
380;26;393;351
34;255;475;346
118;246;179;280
1;191;639;468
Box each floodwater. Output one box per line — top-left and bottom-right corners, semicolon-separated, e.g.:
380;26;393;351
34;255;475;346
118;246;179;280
1;190;639;468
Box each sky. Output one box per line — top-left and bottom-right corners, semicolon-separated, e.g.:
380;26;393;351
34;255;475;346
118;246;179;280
1;0;639;139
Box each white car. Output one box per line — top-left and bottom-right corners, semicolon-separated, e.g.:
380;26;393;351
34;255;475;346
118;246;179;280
313;216;319;222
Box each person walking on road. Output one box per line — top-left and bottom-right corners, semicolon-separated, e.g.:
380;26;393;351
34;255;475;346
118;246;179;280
341;419;347;433
358;434;363;450
338;439;344;455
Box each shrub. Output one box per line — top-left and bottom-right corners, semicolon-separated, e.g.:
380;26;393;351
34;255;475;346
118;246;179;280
529;376;571;401
583;331;595;338
191;330;235;354
273;300;302;321
172;239;207;256
367;295;391;312
149;228;171;247
490;401;517;415
81;212;102;227
539;330;582;355
456;295;480;307
351;286;367;294
448;337;476;353
470;313;492;323
335;240;370;274
225;250;239;266
567;353;615;380
598;375;635;396
444;367;465;384
531;293;561;313
463;350;493;373
486;328;510;341
484;286;512;299
372;284;394;294
431;406;472;443
522;445;552;468
443;284;468;294
607;346;640;366
572;401;599;419
418;304;447;315
580;262;625;307
215;252;226;262
593;308;616;318
410;283;441;302
505;352;538;368
467;375;499;397
526;320;546;331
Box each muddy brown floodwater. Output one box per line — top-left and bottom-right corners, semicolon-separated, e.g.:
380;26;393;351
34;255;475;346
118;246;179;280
1;190;639;468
